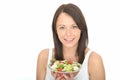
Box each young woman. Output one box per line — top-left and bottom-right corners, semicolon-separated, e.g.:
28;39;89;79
36;3;105;80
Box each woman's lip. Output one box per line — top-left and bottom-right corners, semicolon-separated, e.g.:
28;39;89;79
64;38;74;42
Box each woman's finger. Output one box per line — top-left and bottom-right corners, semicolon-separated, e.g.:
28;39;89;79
63;73;74;80
55;75;62;80
53;73;64;80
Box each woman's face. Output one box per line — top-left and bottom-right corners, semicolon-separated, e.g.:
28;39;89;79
56;12;81;48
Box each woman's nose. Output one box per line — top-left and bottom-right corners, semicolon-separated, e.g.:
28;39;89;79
66;29;72;36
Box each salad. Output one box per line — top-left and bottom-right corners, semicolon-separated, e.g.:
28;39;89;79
49;59;81;73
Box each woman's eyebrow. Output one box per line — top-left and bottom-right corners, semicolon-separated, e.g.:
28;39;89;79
56;24;65;27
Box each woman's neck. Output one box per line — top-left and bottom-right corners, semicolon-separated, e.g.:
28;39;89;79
63;46;78;61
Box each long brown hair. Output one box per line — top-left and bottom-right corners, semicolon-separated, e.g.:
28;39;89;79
52;3;88;64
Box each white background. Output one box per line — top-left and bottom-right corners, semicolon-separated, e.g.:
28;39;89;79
0;0;120;80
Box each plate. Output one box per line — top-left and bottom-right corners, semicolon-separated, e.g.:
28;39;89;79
48;60;81;74
48;65;80;74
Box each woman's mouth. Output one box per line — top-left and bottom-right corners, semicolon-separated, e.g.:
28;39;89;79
64;38;74;43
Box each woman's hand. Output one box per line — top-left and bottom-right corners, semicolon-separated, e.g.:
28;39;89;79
52;72;75;80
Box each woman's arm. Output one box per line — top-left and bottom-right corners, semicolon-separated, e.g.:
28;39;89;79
89;52;105;80
36;49;48;80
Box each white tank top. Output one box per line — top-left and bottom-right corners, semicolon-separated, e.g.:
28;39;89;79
45;48;92;80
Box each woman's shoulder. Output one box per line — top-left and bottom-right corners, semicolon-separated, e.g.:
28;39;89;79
37;48;50;64
39;48;49;55
86;48;102;59
88;50;105;79
88;49;103;66
38;48;49;59
36;48;50;79
89;51;102;62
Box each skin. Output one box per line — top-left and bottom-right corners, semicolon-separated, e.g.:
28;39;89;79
36;12;105;80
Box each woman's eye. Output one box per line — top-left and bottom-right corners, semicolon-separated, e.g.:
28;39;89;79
59;26;65;29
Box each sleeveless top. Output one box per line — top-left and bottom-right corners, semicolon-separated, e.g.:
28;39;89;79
45;49;92;80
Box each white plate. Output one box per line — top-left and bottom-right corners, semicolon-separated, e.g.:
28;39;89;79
48;64;80;74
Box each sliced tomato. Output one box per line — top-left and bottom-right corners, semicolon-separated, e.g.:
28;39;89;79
68;60;73;64
57;68;62;72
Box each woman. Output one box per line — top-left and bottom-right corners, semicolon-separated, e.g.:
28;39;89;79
36;3;105;80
